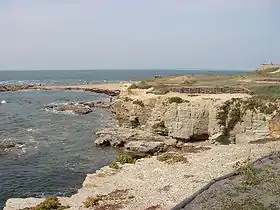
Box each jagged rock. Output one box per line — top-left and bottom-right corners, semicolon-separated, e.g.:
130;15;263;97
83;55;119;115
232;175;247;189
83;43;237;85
0;141;16;151
78;101;110;108
124;141;164;154
0;139;25;152
44;100;110;115
95;134;124;147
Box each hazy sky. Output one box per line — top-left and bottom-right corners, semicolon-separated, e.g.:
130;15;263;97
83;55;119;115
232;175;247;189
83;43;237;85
0;0;279;70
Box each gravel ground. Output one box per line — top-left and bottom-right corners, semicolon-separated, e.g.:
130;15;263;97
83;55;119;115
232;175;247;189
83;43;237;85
4;141;280;210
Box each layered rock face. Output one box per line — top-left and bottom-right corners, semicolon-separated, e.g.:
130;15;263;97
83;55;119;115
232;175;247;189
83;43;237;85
109;89;279;145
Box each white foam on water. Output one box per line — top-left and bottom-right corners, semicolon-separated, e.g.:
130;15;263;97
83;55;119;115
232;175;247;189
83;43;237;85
26;128;34;132
1;100;6;104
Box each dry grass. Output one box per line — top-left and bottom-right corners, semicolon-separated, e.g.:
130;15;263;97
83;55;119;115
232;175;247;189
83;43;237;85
83;189;132;209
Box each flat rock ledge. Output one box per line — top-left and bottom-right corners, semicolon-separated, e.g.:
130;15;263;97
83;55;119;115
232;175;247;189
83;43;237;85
4;141;280;210
0;84;35;92
95;127;178;154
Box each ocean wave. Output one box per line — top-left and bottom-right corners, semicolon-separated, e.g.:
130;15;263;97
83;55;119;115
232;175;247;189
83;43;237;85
44;108;76;115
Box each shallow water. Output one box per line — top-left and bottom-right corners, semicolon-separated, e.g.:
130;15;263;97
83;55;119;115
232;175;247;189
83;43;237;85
0;90;117;208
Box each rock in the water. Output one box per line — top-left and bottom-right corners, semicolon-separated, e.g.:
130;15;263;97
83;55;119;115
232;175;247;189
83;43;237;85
0;139;25;153
0;84;35;92
124;141;164;154
57;105;92;115
44;100;110;115
0;141;16;151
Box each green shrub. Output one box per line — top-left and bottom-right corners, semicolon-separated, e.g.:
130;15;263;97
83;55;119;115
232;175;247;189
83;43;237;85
116;153;135;164
83;195;104;208
157;153;188;164
234;158;264;186
109;153;136;169
22;196;69;210
109;161;119;169
168;97;185;104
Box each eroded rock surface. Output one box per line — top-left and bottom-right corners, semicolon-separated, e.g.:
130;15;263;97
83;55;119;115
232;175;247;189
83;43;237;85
43;100;110;115
110;88;280;145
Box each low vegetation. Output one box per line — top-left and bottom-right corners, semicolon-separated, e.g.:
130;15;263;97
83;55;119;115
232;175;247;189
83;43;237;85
252;85;280;100
217;97;279;135
83;195;104;208
157;152;188;164
234;158;264;186
195;154;280;210
167;96;189;104
21;197;69;210
109;153;136;169
83;189;132;208
148;84;170;95
128;81;152;90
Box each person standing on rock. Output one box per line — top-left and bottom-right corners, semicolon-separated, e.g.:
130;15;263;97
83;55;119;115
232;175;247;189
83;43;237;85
109;96;113;103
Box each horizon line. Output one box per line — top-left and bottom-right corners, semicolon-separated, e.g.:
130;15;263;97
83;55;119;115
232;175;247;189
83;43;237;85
0;68;251;72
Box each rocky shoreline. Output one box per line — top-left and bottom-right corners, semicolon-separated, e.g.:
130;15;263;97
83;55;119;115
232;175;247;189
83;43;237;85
4;79;280;209
0;83;121;96
43;100;111;115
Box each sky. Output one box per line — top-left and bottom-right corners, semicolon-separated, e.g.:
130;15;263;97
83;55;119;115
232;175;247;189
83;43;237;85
0;0;279;70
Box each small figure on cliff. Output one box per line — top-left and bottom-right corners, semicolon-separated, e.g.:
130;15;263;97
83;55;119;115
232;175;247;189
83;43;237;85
109;96;113;103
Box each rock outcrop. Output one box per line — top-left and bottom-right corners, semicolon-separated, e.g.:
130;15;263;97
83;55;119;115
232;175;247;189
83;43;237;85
109;88;280;145
0;84;35;92
43;100;110;115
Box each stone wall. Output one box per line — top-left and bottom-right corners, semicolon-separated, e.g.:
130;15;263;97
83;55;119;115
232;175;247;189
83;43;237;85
170;87;251;94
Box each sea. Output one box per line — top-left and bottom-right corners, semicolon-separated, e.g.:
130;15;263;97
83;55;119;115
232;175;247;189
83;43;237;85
0;70;246;208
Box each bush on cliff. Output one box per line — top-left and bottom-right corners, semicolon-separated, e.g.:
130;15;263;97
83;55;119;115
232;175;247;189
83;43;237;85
109;153;136;169
157;153;188;164
217;97;279;136
21;196;69;210
83;195;103;208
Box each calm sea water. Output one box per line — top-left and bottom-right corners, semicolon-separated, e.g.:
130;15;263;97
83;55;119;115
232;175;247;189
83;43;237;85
0;70;245;208
0;69;247;85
